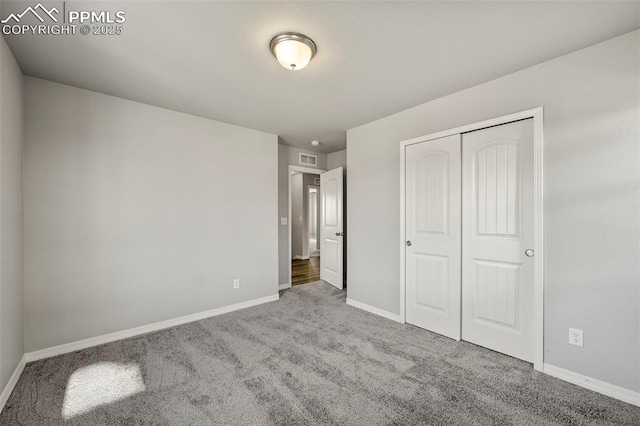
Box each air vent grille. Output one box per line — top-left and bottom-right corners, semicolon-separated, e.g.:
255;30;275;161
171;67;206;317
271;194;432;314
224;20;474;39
299;153;317;166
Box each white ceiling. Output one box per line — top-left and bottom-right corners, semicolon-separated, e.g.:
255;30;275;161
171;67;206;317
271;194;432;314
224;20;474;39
3;1;639;153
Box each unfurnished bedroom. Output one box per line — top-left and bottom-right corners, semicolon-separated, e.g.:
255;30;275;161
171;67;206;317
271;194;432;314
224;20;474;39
0;1;639;424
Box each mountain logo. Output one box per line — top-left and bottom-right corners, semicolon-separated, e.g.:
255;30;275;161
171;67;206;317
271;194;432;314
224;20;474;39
1;3;59;24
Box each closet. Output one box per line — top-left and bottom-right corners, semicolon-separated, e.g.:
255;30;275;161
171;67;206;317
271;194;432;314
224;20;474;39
404;118;535;363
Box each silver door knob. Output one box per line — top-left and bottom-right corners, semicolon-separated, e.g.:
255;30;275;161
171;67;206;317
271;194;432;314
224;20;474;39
525;249;534;257
406;241;412;247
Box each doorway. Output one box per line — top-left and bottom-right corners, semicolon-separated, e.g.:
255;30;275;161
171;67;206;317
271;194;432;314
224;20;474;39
400;108;544;370
285;164;345;290
288;166;324;286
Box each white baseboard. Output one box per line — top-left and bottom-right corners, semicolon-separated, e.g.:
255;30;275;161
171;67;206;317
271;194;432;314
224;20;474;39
346;298;404;324
0;354;26;412
543;363;640;406
278;283;291;290
293;255;310;260
25;294;280;363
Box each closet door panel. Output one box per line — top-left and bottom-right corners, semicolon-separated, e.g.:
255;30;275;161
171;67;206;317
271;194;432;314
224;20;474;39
461;119;535;363
405;134;461;340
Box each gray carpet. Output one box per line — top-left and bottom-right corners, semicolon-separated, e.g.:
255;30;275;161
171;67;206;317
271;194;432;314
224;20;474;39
2;281;639;425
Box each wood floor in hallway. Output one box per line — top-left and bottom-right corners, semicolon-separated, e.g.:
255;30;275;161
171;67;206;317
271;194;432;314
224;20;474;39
292;257;320;286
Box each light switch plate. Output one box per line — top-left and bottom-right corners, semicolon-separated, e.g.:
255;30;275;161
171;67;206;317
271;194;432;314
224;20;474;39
280;217;288;225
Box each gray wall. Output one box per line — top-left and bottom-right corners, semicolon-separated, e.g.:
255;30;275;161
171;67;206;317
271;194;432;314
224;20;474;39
0;38;24;395
327;149;347;170
347;31;639;392
23;77;278;352
277;145;326;284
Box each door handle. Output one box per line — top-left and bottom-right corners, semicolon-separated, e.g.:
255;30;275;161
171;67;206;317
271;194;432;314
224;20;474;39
406;241;412;247
335;232;344;237
525;249;534;257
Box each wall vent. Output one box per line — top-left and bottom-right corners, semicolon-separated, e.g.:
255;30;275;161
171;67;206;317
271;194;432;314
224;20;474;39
299;153;317;166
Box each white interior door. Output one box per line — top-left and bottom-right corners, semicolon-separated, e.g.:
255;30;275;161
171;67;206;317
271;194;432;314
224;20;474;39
405;135;462;340
320;167;344;289
461;119;535;362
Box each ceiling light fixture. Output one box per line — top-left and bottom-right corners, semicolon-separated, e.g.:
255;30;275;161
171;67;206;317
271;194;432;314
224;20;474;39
311;140;321;147
270;32;317;71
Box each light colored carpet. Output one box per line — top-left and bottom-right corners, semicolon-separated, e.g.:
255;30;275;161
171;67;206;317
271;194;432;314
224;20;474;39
2;281;639;425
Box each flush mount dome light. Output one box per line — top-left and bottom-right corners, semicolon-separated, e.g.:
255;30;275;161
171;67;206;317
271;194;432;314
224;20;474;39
270;32;317;71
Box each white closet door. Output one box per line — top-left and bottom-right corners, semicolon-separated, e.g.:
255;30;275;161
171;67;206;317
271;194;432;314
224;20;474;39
461;119;535;362
405;134;461;340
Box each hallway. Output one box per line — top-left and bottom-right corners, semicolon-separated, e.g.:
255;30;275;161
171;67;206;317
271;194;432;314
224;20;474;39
292;257;320;286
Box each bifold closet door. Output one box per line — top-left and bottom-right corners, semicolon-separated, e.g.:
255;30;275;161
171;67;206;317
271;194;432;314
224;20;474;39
405;134;461;340
461;119;535;362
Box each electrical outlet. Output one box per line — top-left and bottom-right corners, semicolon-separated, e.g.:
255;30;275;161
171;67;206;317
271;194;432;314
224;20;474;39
569;328;583;347
233;279;240;289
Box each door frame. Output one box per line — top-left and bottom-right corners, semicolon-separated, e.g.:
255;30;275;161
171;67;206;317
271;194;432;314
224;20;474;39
285;165;325;290
307;185;320;256
399;107;544;371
